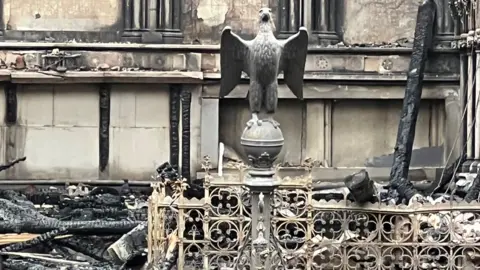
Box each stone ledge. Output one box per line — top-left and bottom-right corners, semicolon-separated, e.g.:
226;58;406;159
196;167;441;184
202;83;458;99
203;72;460;82
0;71;204;84
0;42;459;54
0;49;459;75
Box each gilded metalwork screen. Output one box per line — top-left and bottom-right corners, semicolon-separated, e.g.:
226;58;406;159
148;174;480;269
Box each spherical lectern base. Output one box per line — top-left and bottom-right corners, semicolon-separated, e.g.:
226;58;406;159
240;119;284;169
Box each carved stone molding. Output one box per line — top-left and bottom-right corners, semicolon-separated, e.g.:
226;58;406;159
311;0;341;45
276;0;302;39
123;0;183;43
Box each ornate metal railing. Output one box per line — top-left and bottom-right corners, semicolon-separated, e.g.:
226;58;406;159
148;172;480;269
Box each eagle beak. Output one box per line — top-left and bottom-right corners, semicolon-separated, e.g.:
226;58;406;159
261;13;269;22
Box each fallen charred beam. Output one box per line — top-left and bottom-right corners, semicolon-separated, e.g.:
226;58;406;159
0;197;142;234
427;154;466;195
2;258;115;270
67;208;146;220
107;222;147;264
389;0;436;201
0;220;143;235
344;170;377;204
0;157;26;172
0;229;66;253
55;236;120;262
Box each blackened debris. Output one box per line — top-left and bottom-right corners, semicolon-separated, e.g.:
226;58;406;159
389;0;436;201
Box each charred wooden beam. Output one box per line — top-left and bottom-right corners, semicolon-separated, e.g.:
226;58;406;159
99;84;111;175
312;0;341;45
170;85;181;172
0;219;143;235
427;154;465;194
344;170;377;204
181;88;191;181
4;83;16;125
0;229;66;253
389;0;436;201
277;0;302;39
0;157;26;173
107;223;147;264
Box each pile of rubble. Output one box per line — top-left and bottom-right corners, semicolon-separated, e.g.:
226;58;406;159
0;158;182;270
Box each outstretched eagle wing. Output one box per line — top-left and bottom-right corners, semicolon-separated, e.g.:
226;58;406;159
220;27;250;98
280;27;309;99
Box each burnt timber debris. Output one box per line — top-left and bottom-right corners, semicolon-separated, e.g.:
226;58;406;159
389;0;436;203
4;83;17;126
99;84;111;174
169;85;181;173
0;159;184;269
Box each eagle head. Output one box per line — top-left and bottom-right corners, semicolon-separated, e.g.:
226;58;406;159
259;8;272;23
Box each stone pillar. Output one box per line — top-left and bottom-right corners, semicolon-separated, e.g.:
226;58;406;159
157;0;183;43
0;0;4;39
434;0;456;46
277;0;302;39
122;0;183;43
311;0;340;45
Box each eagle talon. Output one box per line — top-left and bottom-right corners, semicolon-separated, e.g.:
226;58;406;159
266;118;280;128
246;118;260;128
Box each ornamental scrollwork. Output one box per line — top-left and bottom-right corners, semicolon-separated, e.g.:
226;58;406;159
149;178;480;269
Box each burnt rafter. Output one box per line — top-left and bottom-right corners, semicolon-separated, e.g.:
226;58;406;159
169;85;181;172
389;0;436;201
181;89;191;181
311;0;341;45
123;0;183;43
99;84;111;173
4;83;17;125
276;0;302;39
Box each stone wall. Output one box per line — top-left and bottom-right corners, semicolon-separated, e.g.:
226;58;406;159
3;0;122;31
1;0;456;45
0;84;175;180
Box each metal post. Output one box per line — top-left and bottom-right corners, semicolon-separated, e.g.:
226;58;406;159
244;169;277;269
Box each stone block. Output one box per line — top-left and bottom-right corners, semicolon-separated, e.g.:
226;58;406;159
110;84;136;128
17;85;54;126
53;85;99;127
343;0;419;44
201;53;218;71
364;56;410;73
134;85;170;128
187;53;202;71
109;127;170;180
82;51;125;69
110;84;170;128
5;0;121;31
170;54;187;71
19;126;99;179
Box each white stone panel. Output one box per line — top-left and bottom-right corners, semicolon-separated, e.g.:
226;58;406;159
110;127;170;180
53;85;99;127
17;85;54;126
20;126;99;179
134;85;170;128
